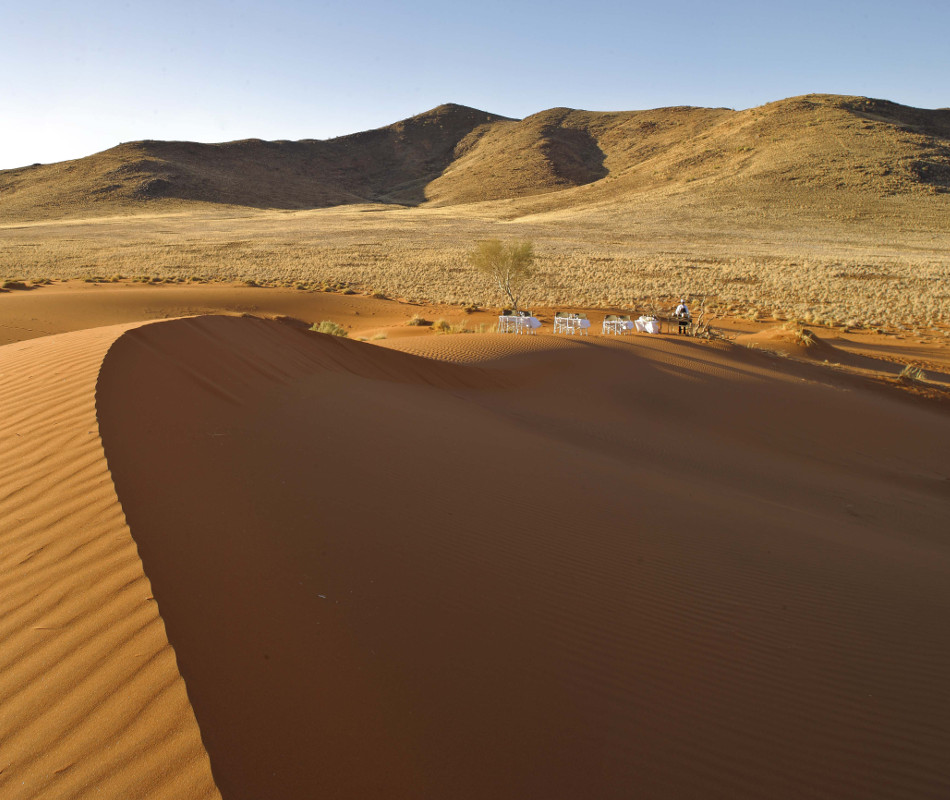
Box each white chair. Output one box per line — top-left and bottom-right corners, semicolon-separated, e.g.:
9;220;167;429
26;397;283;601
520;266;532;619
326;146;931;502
602;314;621;335
553;312;573;334
514;311;536;335
554;312;590;335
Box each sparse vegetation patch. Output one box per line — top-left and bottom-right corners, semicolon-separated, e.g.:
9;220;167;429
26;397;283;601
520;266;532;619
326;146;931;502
310;320;348;337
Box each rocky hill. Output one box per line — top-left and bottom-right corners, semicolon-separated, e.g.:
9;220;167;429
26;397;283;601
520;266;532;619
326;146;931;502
1;95;949;220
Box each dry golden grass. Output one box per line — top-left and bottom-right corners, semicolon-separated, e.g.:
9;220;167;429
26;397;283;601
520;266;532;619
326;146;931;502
2;95;948;330
2;200;948;331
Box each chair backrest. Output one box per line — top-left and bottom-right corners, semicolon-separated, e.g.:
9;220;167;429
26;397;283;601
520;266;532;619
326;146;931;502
555;311;569;318
577;313;588;319
618;315;631;321
501;309;513;316
604;314;619;321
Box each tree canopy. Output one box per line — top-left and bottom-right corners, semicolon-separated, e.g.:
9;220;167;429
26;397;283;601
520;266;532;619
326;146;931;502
469;239;536;312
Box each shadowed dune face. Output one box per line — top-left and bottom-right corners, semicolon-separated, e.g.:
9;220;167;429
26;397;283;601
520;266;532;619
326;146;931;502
96;316;950;799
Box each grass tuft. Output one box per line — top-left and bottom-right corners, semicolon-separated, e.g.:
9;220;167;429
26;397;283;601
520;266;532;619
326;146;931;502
310;320;348;337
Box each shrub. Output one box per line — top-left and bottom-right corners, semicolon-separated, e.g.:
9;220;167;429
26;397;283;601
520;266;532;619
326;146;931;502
310;320;348;337
899;364;926;382
783;321;817;347
795;328;817;347
1;279;29;290
470;239;536;313
371;332;388;340
432;320;475;334
407;314;432;326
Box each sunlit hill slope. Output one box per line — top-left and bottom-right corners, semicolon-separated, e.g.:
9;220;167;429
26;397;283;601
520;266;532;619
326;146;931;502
1;95;949;222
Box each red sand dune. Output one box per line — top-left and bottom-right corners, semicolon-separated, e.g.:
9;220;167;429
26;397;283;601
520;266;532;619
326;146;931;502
0;323;218;800
77;315;950;798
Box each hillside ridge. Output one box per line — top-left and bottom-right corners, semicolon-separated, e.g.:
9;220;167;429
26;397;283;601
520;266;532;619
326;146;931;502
1;94;949;220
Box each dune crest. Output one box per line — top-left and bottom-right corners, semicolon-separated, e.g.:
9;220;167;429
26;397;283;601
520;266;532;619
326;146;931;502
0;324;219;800
93;314;950;799
734;325;835;358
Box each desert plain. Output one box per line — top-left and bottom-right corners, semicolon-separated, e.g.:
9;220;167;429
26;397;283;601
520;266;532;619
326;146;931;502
1;94;950;799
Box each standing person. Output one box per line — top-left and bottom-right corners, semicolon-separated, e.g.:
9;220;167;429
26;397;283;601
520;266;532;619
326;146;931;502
673;298;691;334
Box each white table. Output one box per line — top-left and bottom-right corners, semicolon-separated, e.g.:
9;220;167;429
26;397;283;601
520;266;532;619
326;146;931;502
554;315;591;334
498;315;541;334
635;318;661;334
603;319;634;335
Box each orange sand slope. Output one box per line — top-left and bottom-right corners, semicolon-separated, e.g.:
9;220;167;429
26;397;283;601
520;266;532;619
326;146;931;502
0;282;417;346
87;316;950;799
0;325;219;800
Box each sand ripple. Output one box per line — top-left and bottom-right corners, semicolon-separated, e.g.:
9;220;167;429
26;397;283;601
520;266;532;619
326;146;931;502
0;325;218;800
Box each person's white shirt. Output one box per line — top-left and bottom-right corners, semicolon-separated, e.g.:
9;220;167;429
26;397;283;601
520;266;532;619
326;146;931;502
674;302;690;317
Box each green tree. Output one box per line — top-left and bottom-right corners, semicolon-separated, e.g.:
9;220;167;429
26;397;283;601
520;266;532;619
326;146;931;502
469;239;536;313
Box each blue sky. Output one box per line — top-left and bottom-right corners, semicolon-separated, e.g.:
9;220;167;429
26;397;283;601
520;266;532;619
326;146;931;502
2;0;948;170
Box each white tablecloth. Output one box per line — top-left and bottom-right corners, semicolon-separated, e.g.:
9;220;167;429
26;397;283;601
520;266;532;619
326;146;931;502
635;318;660;334
498;315;541;332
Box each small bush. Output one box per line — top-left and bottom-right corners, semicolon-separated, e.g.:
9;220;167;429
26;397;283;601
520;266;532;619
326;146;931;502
432;320;475;334
795;328;817;347
462;303;479;314
368;290;388;299
341;287;356;295
2;279;29;290
370;332;388;340
899;364;926;382
784;322;817;347
310;320;348;337
407;314;432;326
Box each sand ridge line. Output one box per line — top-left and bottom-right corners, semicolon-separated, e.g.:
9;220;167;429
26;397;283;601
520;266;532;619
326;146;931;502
0;323;219;800
95;314;950;799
